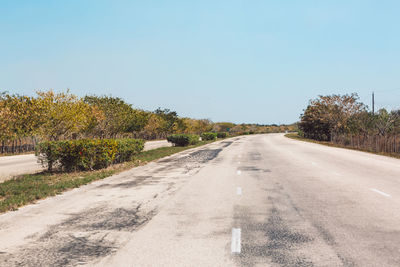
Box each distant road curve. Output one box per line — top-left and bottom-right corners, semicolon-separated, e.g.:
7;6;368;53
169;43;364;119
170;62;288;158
0;140;171;182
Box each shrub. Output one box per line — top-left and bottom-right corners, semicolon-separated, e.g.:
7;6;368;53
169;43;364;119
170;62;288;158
114;139;145;163
216;132;228;138
201;132;217;141
36;141;60;172
167;134;199;146
36;138;144;171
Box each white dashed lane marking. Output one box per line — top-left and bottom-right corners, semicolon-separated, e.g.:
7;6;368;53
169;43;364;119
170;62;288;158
236;187;242;195
231;228;241;253
370;188;392;198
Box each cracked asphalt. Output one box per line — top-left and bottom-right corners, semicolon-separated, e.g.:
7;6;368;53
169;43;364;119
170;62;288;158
1;134;400;266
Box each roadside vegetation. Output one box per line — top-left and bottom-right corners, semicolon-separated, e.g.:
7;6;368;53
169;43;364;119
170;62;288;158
216;132;228;138
297;93;400;155
285;132;400;160
0;90;295;154
36;138;144;171
0;89;296;212
167;134;200;146
0;140;216;213
200;132;217;141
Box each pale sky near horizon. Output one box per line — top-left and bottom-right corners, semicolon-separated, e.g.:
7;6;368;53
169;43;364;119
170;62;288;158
1;0;400;124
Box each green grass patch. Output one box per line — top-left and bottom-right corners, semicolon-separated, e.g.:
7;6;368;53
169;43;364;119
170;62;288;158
0;140;215;213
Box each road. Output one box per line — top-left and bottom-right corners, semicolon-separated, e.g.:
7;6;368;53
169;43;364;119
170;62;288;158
0;140;171;182
1;134;400;266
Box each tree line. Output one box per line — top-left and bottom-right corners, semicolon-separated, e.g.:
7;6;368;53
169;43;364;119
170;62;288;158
299;93;400;153
0;90;295;153
0;90;214;142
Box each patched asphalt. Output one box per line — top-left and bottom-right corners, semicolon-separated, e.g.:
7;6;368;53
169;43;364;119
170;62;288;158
2;134;400;266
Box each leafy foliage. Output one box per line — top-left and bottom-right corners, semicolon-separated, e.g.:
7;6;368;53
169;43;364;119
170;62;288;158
216;132;228;138
115;139;146;163
299;94;366;141
299;93;400;142
36;138;144;171
84;95;149;138
167;134;200;146
36;90;96;140
0;89;295;155
0;139;213;213
212;122;235;132
201;132;217;141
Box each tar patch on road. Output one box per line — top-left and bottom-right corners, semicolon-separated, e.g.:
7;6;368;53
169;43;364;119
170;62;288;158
152;148;225;174
233;178;355;267
96;175;153;189
0;204;155;267
220;141;233;147
239;166;271;173
261;207;313;265
187;149;223;163
158;146;226;165
233;205;313;267
0;141;233;267
248;152;262;161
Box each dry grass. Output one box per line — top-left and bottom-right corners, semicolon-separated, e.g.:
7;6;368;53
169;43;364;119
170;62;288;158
285;133;400;160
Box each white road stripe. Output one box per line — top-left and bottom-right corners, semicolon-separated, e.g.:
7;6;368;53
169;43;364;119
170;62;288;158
236;187;242;195
238;161;241;164
311;162;317;166
370;188;392;198
231;228;241;253
237;170;241;175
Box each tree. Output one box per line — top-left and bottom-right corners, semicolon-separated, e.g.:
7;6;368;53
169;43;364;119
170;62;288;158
154;108;180;136
36;90;95;140
141;113;164;139
0;92;43;141
84;95;149;138
299;94;366;141
374;109;399;136
212;122;235;133
0;93;15;142
347;110;375;136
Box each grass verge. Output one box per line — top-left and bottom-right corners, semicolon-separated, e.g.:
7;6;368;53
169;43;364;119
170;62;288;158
285;133;400;160
0;140;217;213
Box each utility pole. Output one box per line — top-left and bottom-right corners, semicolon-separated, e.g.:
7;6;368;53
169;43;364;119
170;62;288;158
372;91;375;114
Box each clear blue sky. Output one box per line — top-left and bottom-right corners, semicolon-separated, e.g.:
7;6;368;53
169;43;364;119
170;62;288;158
1;0;400;124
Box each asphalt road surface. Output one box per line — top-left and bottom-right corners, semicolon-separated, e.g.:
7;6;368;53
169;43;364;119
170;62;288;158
0;140;171;182
1;134;400;266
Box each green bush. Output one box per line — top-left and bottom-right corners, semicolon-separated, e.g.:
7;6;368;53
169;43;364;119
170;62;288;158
201;132;217;141
115;139;145;163
167;134;199;146
36;138;144;171
36;141;60;171
216;132;228;138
